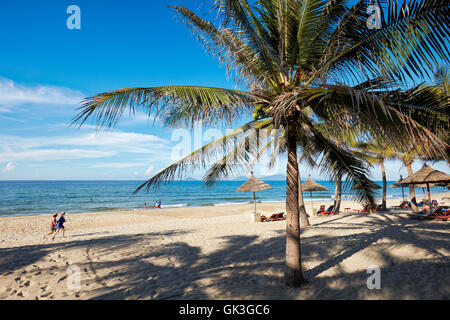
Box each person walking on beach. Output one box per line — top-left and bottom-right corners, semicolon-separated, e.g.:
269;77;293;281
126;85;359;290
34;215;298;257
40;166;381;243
52;212;66;240
155;200;161;209
43;213;58;239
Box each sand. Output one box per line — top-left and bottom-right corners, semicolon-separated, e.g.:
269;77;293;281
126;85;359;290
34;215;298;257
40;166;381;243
0;195;449;300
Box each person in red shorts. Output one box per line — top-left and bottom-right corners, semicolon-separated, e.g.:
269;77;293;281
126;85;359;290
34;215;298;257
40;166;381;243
43;213;58;239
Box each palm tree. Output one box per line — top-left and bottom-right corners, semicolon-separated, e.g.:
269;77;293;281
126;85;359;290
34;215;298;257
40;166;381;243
73;0;449;287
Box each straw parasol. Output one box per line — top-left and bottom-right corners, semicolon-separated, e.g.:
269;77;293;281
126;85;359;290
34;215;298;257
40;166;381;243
390;176;430;201
400;164;450;202
390;175;406;201
236;171;273;213
301;175;328;213
351;180;382;190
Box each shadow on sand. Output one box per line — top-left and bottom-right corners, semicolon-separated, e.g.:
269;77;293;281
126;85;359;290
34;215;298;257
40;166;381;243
0;213;448;299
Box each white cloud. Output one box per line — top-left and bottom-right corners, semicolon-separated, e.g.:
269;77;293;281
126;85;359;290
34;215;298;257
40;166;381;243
0;149;115;162
0;128;173;163
0;77;85;112
92;162;149;168
2;162;16;172
0;130;170;154
145;166;154;176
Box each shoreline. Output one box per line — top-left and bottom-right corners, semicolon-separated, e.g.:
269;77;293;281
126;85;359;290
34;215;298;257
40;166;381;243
0;192;447;221
1;179;447;218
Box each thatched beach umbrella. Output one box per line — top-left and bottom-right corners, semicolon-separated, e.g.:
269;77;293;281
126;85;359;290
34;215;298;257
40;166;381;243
390;175;406;201
301;175;328;213
400;164;450;203
390;178;430;201
236;172;273;213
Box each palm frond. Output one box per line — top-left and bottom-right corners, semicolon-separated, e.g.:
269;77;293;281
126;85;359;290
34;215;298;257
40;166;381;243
304;118;376;204
72;86;259;129
317;0;450;84
134;120;271;192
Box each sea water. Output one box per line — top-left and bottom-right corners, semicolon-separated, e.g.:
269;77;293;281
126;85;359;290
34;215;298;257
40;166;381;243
0;180;445;217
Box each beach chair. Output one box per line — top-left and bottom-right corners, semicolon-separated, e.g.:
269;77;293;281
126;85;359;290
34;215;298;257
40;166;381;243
426;207;449;221
318;205;334;216
391;201;408;209
265;212;285;222
261;213;277;222
408;206;450;221
316;205;326;215
353;204;378;213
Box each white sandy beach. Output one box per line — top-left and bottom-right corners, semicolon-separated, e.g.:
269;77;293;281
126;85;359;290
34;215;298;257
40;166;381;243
0;195;449;300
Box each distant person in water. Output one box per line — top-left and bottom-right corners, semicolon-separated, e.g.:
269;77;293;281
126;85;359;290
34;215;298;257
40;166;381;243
52;212;66;239
156;200;161;209
43;213;58;239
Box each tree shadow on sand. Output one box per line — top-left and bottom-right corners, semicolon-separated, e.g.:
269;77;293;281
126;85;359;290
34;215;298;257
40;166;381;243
0;213;448;299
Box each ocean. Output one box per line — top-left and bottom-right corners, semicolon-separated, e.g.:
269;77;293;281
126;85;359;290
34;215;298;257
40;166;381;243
0;180;446;217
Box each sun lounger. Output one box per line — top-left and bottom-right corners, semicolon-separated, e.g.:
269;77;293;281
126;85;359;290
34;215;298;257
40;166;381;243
261;212;285;222
318;205;334;216
408;206;450;221
353;204;381;213
391;201;409;209
316;205;326;215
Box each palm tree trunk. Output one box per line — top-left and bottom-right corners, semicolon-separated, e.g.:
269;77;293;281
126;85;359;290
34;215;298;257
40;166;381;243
380;160;387;210
406;161;418;213
298;172;310;227
285;124;306;287
333;175;342;215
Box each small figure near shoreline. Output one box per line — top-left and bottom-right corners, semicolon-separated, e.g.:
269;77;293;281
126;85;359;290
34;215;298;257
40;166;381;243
42;213;58;239
156;200;161;209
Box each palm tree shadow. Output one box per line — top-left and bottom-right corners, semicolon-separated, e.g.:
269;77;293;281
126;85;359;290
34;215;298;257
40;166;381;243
1;214;448;299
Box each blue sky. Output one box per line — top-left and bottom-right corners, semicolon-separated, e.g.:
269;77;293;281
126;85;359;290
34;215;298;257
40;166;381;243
0;0;448;181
